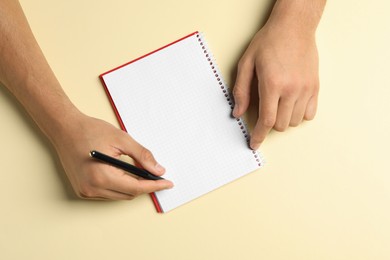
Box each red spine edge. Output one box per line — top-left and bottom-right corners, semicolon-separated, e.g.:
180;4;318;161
99;76;128;132
150;193;163;213
99;31;199;213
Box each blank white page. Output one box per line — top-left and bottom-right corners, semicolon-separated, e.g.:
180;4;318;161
101;32;263;212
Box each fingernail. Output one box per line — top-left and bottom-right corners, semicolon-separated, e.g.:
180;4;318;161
155;163;165;174
167;181;174;189
250;142;260;150
233;104;239;117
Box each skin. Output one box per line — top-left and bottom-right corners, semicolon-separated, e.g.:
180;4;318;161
0;0;325;200
232;0;326;150
0;0;174;200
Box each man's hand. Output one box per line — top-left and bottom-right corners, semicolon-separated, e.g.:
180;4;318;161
53;114;173;200
0;0;173;200
232;0;325;150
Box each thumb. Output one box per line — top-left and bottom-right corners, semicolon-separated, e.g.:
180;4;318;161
232;57;254;118
120;135;166;176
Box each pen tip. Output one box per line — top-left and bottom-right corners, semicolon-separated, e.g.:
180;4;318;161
89;151;94;157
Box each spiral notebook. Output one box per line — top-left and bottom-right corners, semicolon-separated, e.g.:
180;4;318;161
100;32;264;213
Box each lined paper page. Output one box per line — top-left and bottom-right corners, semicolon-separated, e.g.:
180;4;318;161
101;33;263;212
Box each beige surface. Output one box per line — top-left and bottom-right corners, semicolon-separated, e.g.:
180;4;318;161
1;0;389;259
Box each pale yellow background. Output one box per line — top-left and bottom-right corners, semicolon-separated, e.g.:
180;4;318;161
1;0;389;259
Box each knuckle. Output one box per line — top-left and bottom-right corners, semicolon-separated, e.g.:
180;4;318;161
89;171;107;188
261;116;276;128
301;82;312;92
251;136;263;145
283;84;297;97
232;87;248;98
273;123;287;132
301;82;317;96
311;77;320;90
140;148;154;162
78;185;96;199
131;185;142;197
314;83;320;93
265;75;300;97
265;74;285;89
282;82;300;98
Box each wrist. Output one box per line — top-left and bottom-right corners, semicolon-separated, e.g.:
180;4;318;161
266;0;326;37
45;108;87;148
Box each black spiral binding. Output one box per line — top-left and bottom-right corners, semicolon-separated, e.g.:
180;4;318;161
196;33;262;167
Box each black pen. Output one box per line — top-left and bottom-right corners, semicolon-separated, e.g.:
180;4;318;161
89;150;164;180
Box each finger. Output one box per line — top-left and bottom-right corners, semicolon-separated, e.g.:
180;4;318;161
94;189;136;200
118;135;166;176
274;97;296;131
107;170;174;196
78;176;135;200
232;56;255;118
304;94;318;121
290;98;308;126
250;91;279;150
136;179;175;195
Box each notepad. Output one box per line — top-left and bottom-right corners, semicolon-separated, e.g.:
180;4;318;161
100;32;264;213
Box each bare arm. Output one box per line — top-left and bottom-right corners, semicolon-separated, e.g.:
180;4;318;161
0;0;173;199
233;0;326;149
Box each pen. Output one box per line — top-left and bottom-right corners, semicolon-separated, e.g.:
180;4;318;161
89;150;164;180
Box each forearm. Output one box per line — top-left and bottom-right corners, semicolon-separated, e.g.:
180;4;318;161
0;0;81;144
266;0;326;36
0;1;174;199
